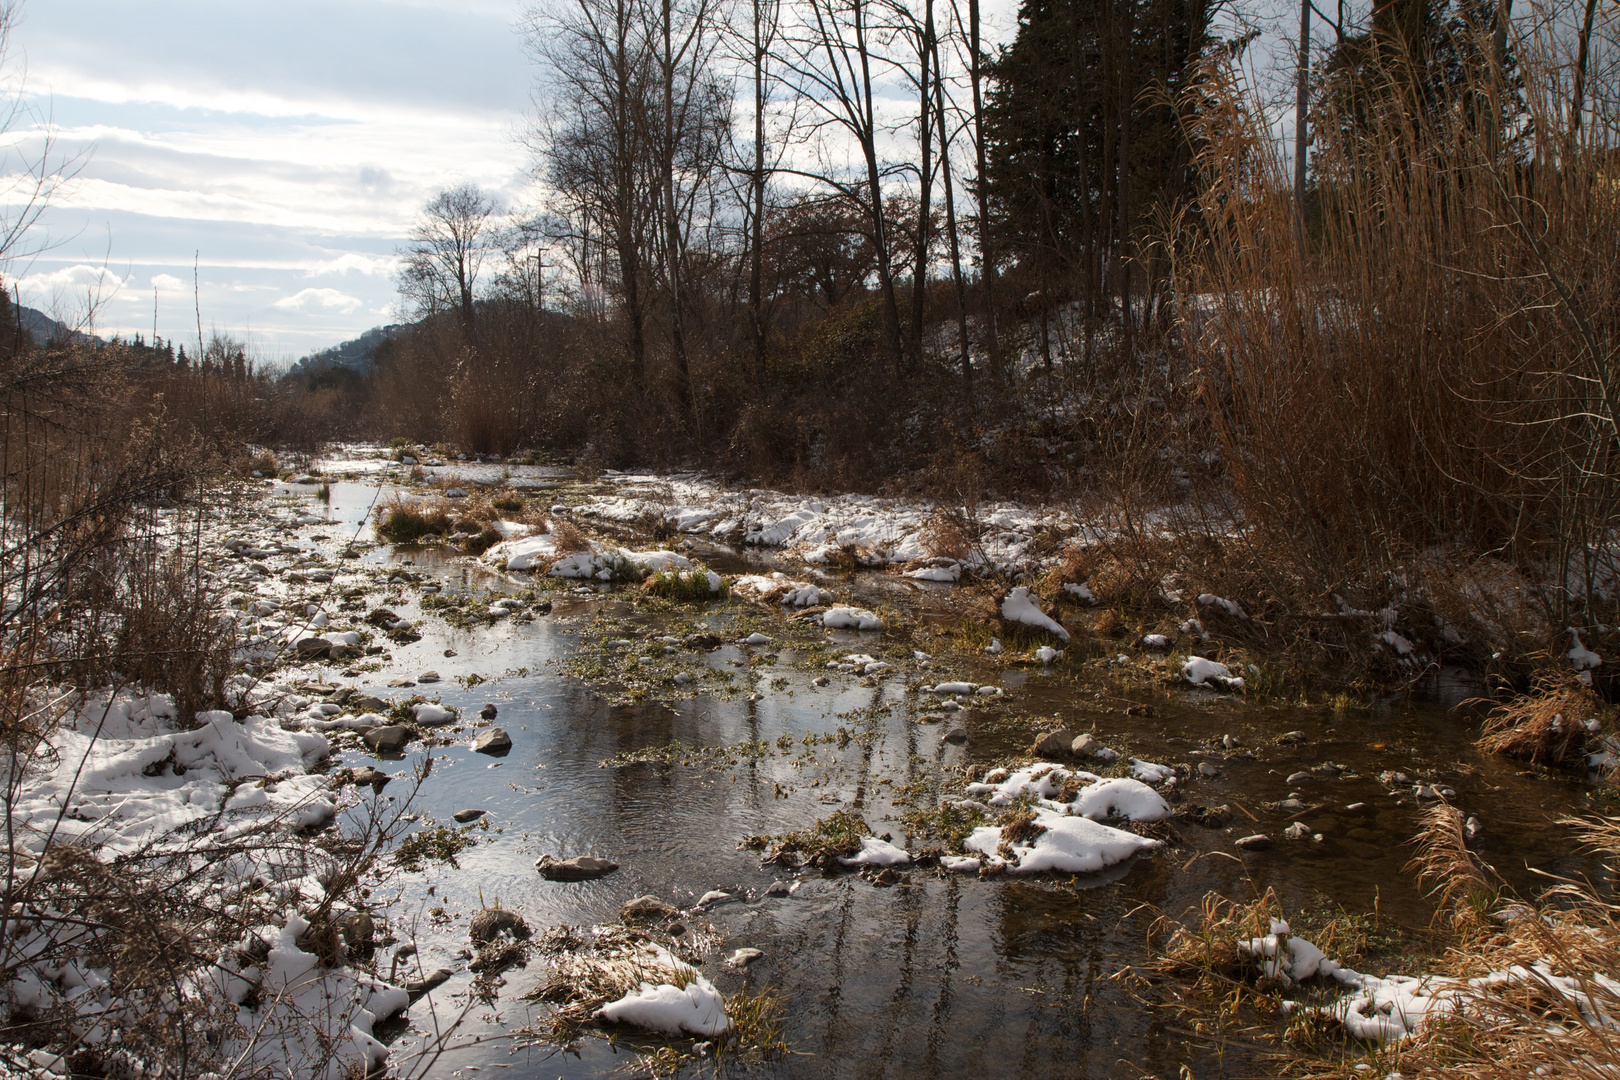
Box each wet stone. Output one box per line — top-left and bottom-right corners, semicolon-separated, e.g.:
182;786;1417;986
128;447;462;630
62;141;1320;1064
473;728;512;755
765;880;791;897
536;855;619;881
942;727;968;744
404;968;452;996
453;808;487;823
1235;834;1273;851
361;726;411;754
727;947;764;967
479;703;499;720
621;895;678;924
468;908;531;945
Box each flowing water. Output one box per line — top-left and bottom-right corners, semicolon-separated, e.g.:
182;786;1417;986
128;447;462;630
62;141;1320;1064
278;475;1604;1079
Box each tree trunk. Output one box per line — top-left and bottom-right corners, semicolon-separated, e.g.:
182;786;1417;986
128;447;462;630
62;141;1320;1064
750;0;769;388
932;3;971;410
1294;0;1309;251
909;0;934;368
855;0;906;366
967;0;1001;380
662;0;692;418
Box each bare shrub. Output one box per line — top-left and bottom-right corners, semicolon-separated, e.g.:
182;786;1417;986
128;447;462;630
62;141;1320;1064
549;518;591;554
1477;673;1603;767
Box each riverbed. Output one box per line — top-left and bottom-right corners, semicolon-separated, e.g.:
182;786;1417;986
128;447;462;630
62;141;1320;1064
253;459;1606;1079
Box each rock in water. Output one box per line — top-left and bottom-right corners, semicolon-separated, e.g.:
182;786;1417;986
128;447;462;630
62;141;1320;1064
479;703;499;720
453;808;487;823
473;728;512;755
535;855;619;881
468;908;531;945
1235;834;1273;851
942;727;968;744
726;947;764;967
404;968;452;996
361;726;411;753
620;895;678;924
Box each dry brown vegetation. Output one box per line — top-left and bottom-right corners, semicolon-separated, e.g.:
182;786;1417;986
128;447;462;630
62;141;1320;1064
1477;673;1606;767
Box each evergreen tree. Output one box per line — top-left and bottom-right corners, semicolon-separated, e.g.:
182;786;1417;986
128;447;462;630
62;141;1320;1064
981;0;1213;321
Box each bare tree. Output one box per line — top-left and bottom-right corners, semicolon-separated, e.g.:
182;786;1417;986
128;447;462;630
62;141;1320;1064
397;184;499;335
529;0;660;384
780;0;907;365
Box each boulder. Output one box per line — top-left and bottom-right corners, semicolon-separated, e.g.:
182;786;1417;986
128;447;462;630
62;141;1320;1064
1070;732;1098;757
536;855;619;882
473;728;512;755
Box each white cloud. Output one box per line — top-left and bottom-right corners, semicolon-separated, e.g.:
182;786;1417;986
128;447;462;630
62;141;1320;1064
307;253;399;278
150;273;187;293
14;263;129;295
273;288;363;314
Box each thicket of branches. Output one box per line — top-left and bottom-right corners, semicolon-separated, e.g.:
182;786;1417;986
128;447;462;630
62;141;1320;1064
285;0;1618;641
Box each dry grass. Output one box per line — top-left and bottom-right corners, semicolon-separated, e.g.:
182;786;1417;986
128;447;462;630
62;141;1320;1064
1179;0;1620;650
374;493;453;543
548;518;591;555
921;511;973;561
1477;673;1603;767
1406;802;1498;932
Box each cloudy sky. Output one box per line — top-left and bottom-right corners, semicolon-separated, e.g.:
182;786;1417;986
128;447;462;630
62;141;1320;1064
7;0;539;364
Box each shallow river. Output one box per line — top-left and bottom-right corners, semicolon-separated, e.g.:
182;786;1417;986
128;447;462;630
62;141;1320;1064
281;476;1604;1079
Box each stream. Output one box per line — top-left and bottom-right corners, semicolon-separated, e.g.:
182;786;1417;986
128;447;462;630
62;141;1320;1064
270;468;1604;1079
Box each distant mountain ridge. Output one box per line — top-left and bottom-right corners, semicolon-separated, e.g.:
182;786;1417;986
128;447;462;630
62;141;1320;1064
284;323;406;380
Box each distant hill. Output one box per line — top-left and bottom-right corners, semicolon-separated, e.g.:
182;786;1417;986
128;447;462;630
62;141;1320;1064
284;323;406;381
13;305;103;347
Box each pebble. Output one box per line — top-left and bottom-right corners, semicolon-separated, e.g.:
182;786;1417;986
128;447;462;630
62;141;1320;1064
726;947;764;967
418;671;441;683
697;889;736;908
1197;762;1219;778
943;727;968;744
1285;771;1311;784
1235;834;1273;851
479;703;499;720
765;880;791;896
1283;822;1310;840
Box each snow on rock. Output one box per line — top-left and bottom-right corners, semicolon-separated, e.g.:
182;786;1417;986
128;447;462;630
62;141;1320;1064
1570;628;1603;672
411;703;455;727
1197;593;1248;619
10;699;333;856
965;764;1169;823
1063;582;1096;603
1379;630;1415;657
838;836;912;867
904;561;962;583
1130;759;1175;784
822;606;884;631
220;912;409;1080
1183;656;1245;690
1073;777;1171;822
487;534;557;571
963;808;1160;875
1000;588;1070;641
1034;645;1063;664
597;945;732;1037
733;573;833;607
